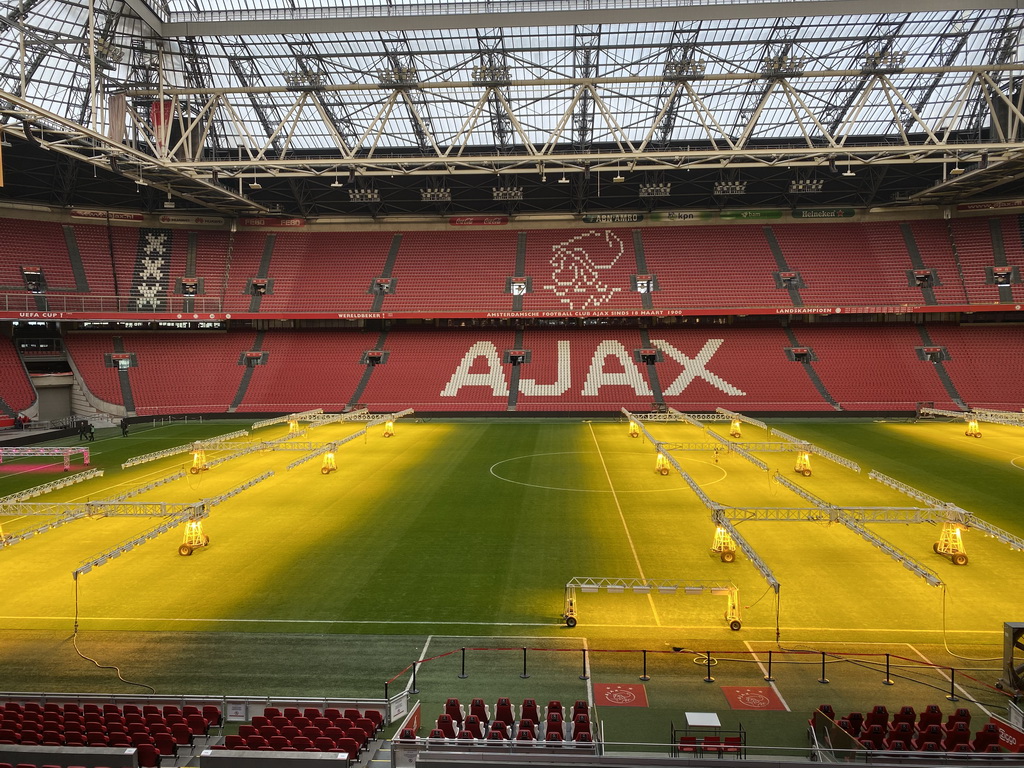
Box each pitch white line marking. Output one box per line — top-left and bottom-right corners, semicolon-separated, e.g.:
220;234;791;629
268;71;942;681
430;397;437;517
583;636;594;715
743;640;791;712
407;634;435;694
587;424;660;627
489;452;688;493
906;643;995;719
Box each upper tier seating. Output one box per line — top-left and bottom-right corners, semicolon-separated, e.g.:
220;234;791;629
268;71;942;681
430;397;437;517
3;214;1023;316
0;219;78;299
771;221;923;307
642;224;785;309
520;229;646;315
252;231;393;314
384;230;519;313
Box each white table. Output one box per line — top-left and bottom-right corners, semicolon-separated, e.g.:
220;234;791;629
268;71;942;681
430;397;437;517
685;712;722;728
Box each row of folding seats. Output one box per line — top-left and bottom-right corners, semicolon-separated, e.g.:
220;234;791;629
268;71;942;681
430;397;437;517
437;697;593;743
816;704;1000;753
444;696;587;727
677;735;744;757
402;727;594;747
215;733;362;756
1;701;221;724
259;705;382;729
238;723;372;752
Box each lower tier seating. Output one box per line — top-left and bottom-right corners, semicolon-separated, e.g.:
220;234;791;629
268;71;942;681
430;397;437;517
63;324;1024;414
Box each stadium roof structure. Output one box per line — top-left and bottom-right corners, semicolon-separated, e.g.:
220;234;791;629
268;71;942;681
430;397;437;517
0;0;1023;218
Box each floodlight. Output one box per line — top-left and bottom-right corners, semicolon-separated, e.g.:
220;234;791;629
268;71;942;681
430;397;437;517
581;584;600;593
713;180;747;195
657;586;677;594
492;186;523;201
710;587;730;596
684;586;703;595
639;182;671;197
632;585;651;594
349;188;380;203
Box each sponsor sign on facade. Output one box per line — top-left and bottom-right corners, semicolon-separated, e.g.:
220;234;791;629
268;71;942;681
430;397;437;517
158;214;226;225
793;208;856;219
448;216;509;226
581;213;644;224
720;209;784;220
70;209;145;222
958;199;1024;211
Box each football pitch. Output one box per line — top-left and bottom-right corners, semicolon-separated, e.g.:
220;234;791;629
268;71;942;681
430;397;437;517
1;414;1022;752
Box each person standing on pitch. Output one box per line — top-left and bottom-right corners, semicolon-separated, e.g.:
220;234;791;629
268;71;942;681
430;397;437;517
120;418;129;437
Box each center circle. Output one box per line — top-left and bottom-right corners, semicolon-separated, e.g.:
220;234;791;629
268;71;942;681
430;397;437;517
488;451;727;492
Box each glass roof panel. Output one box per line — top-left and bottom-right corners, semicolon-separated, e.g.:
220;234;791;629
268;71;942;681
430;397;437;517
0;4;1019;156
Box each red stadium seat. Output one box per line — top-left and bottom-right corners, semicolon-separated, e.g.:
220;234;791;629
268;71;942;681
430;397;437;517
186;713;210;736
444;698;464;726
916;705;942;732
363;709;384;731
943;721;972;751
521;699;540;724
354;717;376;739
153;733;178;756
435;714;457;739
944;707;971;730
913;724;943;751
865;705;888;729
470;699;489;724
494;698;514;726
224;734;245;749
345;728;367;751
202;705;223;727
335;737;360;756
268;735;290;751
891;705;915;726
136;743;161;768
463;715;484;739
972;723;999;751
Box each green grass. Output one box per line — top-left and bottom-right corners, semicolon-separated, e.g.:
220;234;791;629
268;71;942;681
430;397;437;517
1;415;1022;752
